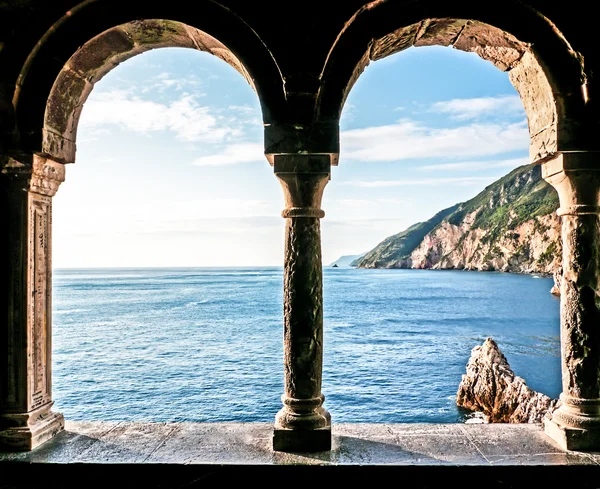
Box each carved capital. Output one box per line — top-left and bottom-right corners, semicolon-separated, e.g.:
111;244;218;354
541;152;600;215
31;156;66;197
1;154;65;197
273;154;330;218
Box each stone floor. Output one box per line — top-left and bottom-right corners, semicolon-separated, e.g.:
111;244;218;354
1;421;600;487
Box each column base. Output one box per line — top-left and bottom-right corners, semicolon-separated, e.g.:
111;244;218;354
544;415;600;451
0;407;64;452
273;399;331;452
273;426;332;452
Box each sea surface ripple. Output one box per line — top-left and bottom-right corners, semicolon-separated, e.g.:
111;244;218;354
52;267;561;423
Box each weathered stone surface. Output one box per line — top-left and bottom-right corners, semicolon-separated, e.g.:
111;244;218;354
0;155;65;451
281;216;326;403
456;338;559;423
542;155;600;399
44;68;93;141
122;19;196;49
530;126;558;163
414;19;467;47
558;214;600;400
65;27;137;82
371;23;418;60
541;153;600;450
3;421;598;467
41;129;76;164
509;51;558;161
273;155;331;451
453;21;529;71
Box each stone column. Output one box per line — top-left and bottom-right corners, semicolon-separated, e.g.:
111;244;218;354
0;154;65;451
542;151;600;451
272;154;332;452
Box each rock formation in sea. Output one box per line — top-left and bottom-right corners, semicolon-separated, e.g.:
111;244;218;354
456;337;559;423
352;164;562;290
550;268;562;296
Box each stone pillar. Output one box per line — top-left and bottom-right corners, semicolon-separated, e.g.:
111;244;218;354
0;154;65;451
272;154;332;452
542;151;600;451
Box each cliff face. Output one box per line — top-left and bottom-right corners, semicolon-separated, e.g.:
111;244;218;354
353;164;562;275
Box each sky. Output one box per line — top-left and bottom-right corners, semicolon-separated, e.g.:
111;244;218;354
52;45;529;268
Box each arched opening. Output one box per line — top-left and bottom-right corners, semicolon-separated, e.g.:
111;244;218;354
51;44;287;422
319;13;580;425
41;19;289;422
322;44;561;423
0;14;288;450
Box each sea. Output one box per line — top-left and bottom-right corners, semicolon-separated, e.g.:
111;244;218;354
52;266;561;424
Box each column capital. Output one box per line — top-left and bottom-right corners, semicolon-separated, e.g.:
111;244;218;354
541;151;600;215
1;154;65;197
272;154;331;219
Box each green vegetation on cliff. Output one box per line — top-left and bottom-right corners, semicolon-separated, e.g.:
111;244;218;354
450;165;558;243
353;164;560;272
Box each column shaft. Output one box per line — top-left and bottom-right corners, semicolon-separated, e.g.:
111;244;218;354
272;154;332;452
560;213;600;401
283;216;325;403
0;155;65;451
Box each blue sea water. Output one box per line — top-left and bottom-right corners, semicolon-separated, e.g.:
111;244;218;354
52;267;561;424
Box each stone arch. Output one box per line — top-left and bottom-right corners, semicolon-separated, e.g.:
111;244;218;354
42;19;265;163
318;1;588;164
11;2;285;162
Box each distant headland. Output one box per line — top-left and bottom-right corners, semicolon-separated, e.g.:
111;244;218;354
330;164;562;290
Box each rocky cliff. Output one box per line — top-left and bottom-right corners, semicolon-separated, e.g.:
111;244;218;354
456;338;559;423
353;164;562;276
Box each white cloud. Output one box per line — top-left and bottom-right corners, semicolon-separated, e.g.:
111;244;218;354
340;119;528;162
418;157;529;172
139;72;203;93
430;95;524;120
341;176;501;188
218;105;262;127
228;105;257;114
191;143;264;166
80;90;235;143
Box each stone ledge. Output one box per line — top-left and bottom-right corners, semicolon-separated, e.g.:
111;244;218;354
1;421;599;465
1;422;600;487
